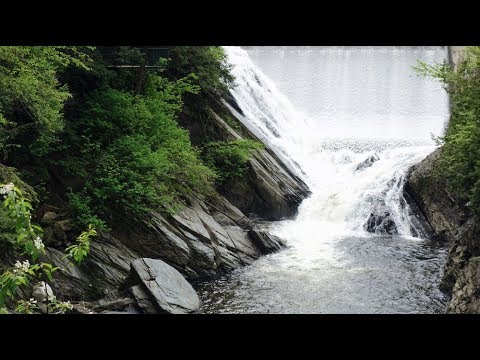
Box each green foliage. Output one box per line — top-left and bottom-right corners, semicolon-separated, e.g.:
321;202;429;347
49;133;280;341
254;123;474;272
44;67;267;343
1;45;237;243
0;182;93;313
45;294;73;313
201;139;264;184
1;183;45;261
414;47;480;212
167;46;235;97
67;191;107;230
0;260;39;307
0;46;92;158
0;182;48;307
64;74;216;227
15;298;39;314
65;224;96;265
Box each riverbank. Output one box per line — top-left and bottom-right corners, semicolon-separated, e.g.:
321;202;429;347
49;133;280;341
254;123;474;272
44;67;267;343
405;149;480;313
36;100;310;313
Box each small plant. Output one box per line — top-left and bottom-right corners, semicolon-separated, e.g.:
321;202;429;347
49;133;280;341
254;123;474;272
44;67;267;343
0;182;95;313
201;139;264;185
65;224;96;265
15;298;39;314
46;294;73;314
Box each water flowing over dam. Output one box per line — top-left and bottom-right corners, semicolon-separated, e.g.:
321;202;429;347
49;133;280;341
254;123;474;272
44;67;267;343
197;46;451;313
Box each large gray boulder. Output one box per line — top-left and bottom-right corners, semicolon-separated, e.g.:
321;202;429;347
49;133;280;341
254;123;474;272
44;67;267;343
130;258;200;314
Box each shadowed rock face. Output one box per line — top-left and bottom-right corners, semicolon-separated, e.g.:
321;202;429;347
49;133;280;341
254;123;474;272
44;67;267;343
405;148;480;313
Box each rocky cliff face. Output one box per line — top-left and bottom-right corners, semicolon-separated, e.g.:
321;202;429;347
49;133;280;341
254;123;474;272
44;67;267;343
31;101;310;313
405;148;480;313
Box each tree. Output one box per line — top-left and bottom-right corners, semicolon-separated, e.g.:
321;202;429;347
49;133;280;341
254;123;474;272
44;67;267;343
414;47;480;212
0;46;92;159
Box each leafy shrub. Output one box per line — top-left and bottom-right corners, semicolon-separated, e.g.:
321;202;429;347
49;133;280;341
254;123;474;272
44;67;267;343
0;46;92;159
415;47;480;211
201;139;264;185
167;46;235;97
64;74;217;227
0;182;96;313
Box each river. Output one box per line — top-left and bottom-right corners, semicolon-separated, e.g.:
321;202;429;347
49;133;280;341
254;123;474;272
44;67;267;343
196;46;450;314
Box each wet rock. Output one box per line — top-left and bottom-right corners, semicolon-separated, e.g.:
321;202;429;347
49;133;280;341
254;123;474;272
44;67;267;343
130;258;200;314
447;257;480;313
113;195;288;279
71;303;94;314
92;297;135;313
223;149;310;220
365;211;398;235
53;222;66;243
43;227;58;246
404;149;469;242
248;228;287;254
355;154;379;172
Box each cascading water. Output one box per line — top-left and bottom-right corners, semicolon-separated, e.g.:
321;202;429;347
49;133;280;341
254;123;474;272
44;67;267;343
197;46;450;313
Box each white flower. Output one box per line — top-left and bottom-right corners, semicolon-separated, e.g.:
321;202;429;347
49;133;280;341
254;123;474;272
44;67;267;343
0;182;14;196
34;236;45;251
29;298;37;304
13;260;30;274
21;260;30;272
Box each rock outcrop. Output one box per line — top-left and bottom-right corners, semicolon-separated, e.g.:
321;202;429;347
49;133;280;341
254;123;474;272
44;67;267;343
109;195;287;280
202;107;310;220
405;148;480;313
178;100;310;221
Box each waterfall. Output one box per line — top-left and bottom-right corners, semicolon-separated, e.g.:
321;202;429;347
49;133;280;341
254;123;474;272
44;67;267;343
224;46;449;238
197;47;450;314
